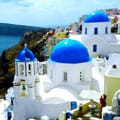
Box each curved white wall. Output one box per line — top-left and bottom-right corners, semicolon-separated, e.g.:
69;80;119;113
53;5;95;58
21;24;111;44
47;61;92;84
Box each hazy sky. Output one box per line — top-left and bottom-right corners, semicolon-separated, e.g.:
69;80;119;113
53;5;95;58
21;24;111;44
0;0;120;27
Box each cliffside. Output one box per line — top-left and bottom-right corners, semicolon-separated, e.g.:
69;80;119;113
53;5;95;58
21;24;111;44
0;23;44;36
0;28;51;91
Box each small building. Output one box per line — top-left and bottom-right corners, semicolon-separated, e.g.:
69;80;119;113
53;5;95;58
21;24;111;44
54;31;67;43
104;65;120;105
12;9;120;120
81;10;120;57
46;31;67;56
13;39;97;120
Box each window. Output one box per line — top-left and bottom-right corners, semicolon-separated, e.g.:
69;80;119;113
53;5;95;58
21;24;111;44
93;44;97;52
63;72;67;81
94;27;98;35
34;62;38;75
105;27;108;34
28;64;31;71
80;72;83;81
50;70;53;79
20;64;24;75
28;64;32;75
85;28;87;34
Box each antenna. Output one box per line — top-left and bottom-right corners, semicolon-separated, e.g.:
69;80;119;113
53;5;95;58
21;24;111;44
24;42;27;48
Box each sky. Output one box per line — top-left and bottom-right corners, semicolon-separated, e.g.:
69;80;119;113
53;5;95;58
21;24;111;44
0;0;120;27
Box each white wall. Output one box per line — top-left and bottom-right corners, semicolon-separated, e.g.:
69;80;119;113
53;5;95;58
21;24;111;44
109;43;120;53
81;31;119;57
81;21;120;57
14;98;71;120
117;18;120;33
82;22;111;36
82;36;110;57
47;61;92;84
82;36;120;57
14;75;36;85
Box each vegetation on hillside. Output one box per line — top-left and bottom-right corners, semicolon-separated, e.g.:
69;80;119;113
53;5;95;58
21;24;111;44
0;28;51;91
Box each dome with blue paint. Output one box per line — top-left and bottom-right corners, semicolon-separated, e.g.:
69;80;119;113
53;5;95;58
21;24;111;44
84;10;110;23
16;47;36;62
49;39;91;64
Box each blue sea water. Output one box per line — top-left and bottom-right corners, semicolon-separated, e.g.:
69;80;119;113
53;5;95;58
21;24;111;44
0;35;21;55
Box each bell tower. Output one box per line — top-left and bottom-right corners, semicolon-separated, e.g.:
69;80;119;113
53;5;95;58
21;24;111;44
13;44;43;120
13;44;38;99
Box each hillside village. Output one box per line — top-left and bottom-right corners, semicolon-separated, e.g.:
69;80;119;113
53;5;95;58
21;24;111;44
0;8;120;120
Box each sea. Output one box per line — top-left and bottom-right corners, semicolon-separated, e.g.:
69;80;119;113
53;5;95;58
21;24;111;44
0;35;21;55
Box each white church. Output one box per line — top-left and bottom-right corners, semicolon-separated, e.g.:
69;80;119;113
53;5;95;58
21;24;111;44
13;10;120;120
81;10;120;57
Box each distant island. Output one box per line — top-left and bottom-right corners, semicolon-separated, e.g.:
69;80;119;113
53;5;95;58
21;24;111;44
0;23;47;36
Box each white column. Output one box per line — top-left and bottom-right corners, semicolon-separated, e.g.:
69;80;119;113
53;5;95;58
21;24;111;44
27;85;35;99
118;23;120;33
13;83;20;100
35;81;41;98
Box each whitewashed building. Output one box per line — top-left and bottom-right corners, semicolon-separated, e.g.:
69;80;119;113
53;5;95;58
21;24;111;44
13;39;94;120
81;10;120;57
13;10;120;120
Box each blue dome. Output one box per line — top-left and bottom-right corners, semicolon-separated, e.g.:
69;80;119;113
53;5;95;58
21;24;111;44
84;10;110;23
16;47;36;62
49;39;91;64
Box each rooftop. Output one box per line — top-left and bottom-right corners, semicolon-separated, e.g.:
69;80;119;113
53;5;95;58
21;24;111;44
49;38;91;64
84;10;110;23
